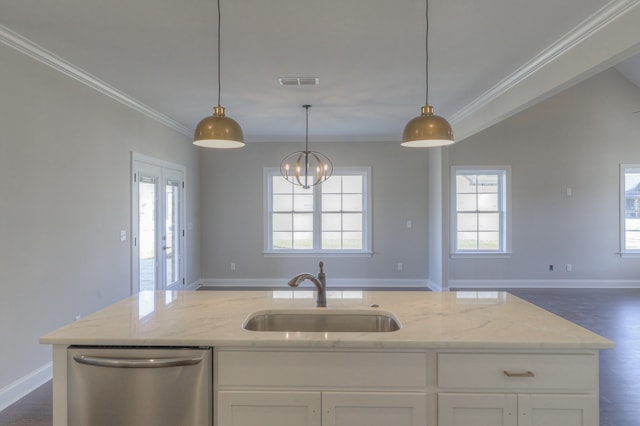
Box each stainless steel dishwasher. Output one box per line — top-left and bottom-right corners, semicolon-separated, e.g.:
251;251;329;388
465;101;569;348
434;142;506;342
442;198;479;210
67;346;211;426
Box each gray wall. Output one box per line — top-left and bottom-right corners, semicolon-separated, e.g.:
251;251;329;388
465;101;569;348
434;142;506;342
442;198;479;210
199;141;431;283
447;69;640;285
199;68;640;288
0;44;199;393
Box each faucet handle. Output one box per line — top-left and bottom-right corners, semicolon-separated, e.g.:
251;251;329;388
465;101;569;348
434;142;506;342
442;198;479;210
318;261;324;274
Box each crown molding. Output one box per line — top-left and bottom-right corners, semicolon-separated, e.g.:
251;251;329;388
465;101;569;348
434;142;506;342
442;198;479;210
450;0;640;125
0;24;192;137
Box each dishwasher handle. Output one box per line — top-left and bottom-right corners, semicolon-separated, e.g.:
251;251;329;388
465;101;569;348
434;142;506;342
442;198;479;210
73;355;203;369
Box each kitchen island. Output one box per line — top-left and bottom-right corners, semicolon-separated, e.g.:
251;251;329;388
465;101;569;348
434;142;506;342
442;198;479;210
41;290;613;426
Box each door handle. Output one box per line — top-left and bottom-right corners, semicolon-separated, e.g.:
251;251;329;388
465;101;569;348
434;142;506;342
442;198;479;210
503;370;535;378
73;355;202;368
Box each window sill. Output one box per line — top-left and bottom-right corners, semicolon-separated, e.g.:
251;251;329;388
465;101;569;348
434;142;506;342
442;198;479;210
264;251;373;258
450;252;512;259
618;251;640;258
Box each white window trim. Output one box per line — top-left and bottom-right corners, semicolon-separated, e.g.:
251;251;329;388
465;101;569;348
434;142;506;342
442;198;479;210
619;164;640;257
263;167;372;257
450;165;512;258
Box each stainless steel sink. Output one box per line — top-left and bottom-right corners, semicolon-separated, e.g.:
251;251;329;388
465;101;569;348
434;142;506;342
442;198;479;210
243;309;401;332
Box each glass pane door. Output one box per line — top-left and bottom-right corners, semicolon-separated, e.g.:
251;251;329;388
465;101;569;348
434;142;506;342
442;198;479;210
164;177;181;288
132;154;186;294
139;175;158;291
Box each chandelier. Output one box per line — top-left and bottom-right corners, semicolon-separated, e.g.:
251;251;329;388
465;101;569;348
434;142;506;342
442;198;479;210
280;105;333;189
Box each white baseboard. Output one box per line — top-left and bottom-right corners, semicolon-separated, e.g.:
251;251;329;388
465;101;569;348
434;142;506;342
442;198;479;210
199;278;430;289
448;279;640;289
198;278;640;291
184;280;201;291
0;362;52;412
427;280;444;292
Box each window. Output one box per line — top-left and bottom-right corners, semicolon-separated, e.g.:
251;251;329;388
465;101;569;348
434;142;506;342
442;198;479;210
620;165;640;254
265;167;371;255
451;166;510;255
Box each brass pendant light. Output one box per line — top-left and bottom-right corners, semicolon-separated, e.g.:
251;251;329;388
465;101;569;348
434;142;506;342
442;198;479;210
193;0;244;148
280;105;333;189
401;0;454;147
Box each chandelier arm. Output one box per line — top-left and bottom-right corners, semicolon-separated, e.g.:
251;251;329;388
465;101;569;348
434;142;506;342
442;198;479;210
295;153;301;185
304;151;310;188
310;152;323;184
322;155;333;179
296;152;305;188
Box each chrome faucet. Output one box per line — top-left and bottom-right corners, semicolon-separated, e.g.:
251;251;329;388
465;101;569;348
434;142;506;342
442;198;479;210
287;261;327;308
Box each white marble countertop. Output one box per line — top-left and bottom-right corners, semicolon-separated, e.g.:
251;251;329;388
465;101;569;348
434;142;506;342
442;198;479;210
40;290;613;350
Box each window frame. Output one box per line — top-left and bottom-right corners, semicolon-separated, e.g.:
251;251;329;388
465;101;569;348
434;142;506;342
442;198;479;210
450;166;511;258
263;167;372;257
619;164;640;257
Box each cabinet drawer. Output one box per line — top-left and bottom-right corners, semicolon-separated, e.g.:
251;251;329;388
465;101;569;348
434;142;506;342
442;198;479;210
437;353;597;391
217;350;427;389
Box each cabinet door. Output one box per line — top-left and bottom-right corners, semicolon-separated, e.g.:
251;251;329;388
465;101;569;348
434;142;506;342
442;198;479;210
518;394;597;426
438;393;517;426
322;392;427;426
217;391;321;426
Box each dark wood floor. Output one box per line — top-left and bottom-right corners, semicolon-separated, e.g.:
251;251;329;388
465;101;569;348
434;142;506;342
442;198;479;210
1;288;638;425
0;379;52;426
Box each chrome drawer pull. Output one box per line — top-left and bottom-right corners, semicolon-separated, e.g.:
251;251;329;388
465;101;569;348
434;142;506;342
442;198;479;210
503;370;535;378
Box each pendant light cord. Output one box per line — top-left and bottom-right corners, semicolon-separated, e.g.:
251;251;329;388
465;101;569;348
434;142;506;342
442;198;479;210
425;0;429;106
304;105;310;152
304;105;310;187
217;0;222;107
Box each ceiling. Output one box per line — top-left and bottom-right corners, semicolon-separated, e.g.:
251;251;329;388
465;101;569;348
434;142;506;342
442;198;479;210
1;0;640;143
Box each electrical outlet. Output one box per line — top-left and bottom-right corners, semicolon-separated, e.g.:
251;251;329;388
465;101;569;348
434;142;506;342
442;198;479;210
566;264;573;272
230;262;236;271
397;262;403;271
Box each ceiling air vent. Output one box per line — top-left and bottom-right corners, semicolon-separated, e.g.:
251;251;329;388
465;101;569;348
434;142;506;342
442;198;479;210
278;77;320;86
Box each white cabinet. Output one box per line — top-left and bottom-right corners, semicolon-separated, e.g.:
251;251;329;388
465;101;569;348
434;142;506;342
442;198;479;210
519;394;596;426
215;349;429;426
437;353;599;426
217;391;426;426
438;393;595;426
215;349;601;426
323;392;426;426
217;391;321;426
438;393;517;426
